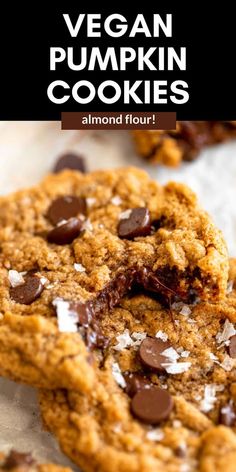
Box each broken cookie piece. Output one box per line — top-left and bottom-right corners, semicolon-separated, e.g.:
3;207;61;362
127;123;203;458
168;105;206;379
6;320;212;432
39;259;236;472
0;167;228;390
133;121;236;166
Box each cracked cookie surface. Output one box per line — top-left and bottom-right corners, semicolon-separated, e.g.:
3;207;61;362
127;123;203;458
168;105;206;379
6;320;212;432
0;167;228;389
133;121;236;166
39;260;236;472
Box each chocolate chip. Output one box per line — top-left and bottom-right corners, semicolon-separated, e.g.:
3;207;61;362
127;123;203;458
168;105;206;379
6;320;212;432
229;335;236;358
139;337;171;372
220;403;236;426
118;208;151;239
47;217;82;245
124;372;152;397
46;196;87;225
131;387;173;424
53;153;87;173
175;445;186;458
3;451;35;469
10;276;43;305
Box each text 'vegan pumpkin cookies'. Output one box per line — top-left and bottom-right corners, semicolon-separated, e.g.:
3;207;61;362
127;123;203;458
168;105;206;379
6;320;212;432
133;121;236;166
0;167;228;390
39;260;236;472
0;450;72;472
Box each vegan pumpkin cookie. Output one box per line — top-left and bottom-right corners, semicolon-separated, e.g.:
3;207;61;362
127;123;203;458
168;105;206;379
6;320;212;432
0;167;228;390
133;121;236;166
39;260;236;472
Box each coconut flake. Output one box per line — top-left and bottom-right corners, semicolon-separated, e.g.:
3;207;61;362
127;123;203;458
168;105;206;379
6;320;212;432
40;276;49;286
113;423;122;433
209;352;219;361
112;363;126;388
114;329;133;351
180;350;190;358
119;209;132;220
111;196;122;206
8;270;25;287
179;305;192;316
161;347;180;362
146;429;164;441
74;263;86;273
227;280;234;294
86;197;96;207
216;319;236;345
155;330;168;342
171;301;184;312
82;219;93;232
172;420;182;428
131;331;147;347
162;362;191;374
220;355;235;372
200;384;217;413
53;298;78;333
113;330;146;351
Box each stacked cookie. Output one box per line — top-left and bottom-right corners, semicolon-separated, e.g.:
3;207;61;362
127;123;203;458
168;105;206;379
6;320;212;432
0;165;235;472
133;121;236;166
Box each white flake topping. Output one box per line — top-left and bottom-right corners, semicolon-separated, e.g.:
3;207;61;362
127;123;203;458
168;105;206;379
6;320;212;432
113;329;133;351
131;331;147;347
200;384;217;413
171;301;184;311
216;319;236;346
146;429;164;441
172;420;182;428
74;263;86;273
111;196;122;205
113;329;146;351
220;355;235;372
113;423;122;433
53;298;78;333
86;197;96;207
161;347;191;374
161;347;180;362
179;305;192;316
155;330;168;342
119;209;132;220
112;363;126;388
227;280;234;294
8;270;25;287
162;362;192;374
209;352;218;361
40;276;49;286
82;218;93;232
180;350;190;358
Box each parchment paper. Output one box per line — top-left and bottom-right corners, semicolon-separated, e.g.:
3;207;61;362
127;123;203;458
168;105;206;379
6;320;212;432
0;122;236;468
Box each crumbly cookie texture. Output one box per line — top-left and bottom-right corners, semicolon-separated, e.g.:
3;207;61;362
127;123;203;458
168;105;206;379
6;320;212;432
39;261;236;472
133;121;236;166
0;450;71;472
0;167;228;390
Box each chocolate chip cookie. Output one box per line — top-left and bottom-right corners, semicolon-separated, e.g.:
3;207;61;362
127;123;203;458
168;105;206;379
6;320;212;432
0;450;71;472
39;259;236;472
0;167;228;390
133;121;236;166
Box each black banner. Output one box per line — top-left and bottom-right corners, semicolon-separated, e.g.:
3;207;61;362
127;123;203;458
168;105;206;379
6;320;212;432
0;4;235;120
